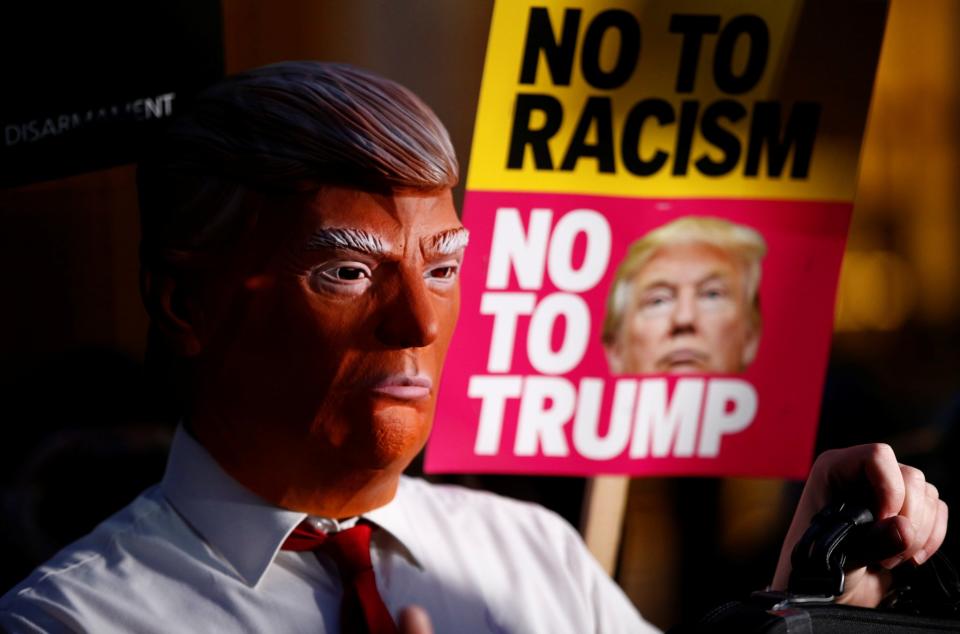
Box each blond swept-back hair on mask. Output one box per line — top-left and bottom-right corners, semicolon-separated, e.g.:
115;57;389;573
601;216;767;346
137;61;459;275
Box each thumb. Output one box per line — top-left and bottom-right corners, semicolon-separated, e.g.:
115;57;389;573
398;604;433;634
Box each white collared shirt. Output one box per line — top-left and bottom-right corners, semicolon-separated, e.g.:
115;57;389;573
0;427;657;633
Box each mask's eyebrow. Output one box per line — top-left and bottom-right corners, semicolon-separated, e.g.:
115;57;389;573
424;228;470;256
306;228;387;255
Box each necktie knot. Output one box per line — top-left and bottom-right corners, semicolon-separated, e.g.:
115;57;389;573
281;520;398;634
323;524;374;577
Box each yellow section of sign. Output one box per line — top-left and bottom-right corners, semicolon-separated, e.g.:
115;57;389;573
468;0;883;201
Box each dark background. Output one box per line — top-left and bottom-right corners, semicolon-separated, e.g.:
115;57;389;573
0;0;224;187
1;1;959;630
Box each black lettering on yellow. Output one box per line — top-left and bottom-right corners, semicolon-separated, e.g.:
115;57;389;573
519;8;581;86
672;101;699;176
560;96;615;172
506;93;819;180
745;101;820;178
580;10;641;90
713;15;769;94
670;14;721;93
621;99;674;176
507;93;564;170
695;100;746;176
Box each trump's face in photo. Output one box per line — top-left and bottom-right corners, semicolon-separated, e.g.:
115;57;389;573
603;217;766;375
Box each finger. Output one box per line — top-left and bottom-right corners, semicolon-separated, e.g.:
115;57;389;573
860;446;905;519
812;444;904;519
399;605;433;634
914;499;949;565
847;515;910;566
774;444;905;591
896;465;930;561
907;483;940;563
836;566;894;606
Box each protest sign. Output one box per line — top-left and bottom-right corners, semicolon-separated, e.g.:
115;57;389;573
427;0;888;478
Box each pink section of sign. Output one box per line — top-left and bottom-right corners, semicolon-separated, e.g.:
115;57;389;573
426;191;851;479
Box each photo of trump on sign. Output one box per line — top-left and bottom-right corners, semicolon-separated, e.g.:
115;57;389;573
602;216;767;375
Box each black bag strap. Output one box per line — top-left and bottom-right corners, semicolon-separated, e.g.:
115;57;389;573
787;500;960;615
787;502;874;597
674;501;960;632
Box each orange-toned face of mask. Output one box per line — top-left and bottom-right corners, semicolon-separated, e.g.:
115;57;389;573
182;186;466;516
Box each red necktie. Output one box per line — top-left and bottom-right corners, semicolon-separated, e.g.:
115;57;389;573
283;521;399;634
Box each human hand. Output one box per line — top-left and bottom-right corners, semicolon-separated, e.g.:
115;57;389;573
399;605;433;634
771;444;948;607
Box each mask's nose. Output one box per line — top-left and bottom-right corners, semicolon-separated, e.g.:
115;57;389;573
375;268;439;348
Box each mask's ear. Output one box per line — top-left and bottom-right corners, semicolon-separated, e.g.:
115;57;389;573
141;267;204;357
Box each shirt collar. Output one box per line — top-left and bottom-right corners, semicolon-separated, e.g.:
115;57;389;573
366;478;427;571
160;425;423;587
161;425;307;587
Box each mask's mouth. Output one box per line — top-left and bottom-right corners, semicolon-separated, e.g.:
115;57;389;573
370;373;433;401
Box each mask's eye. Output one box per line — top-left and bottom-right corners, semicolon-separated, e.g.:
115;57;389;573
311;261;373;295
429;265;458;280
425;261;460;289
328;266;369;281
